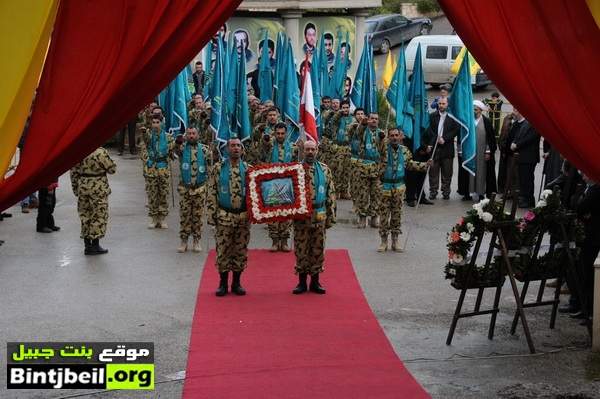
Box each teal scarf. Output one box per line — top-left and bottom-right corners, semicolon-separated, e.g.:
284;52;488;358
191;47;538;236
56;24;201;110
181;142;207;187
147;130;169;169
382;144;405;191
362;128;380;164
218;160;246;210
335;116;353;144
311;161;327;215
270;140;293;163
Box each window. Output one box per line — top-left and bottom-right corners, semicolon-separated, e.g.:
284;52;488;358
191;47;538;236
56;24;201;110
393;16;409;25
380;19;395;30
426;46;448;59
366;21;377;33
451;46;463;60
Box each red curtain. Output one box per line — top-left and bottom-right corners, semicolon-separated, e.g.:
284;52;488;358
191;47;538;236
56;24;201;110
0;0;240;210
439;0;600;181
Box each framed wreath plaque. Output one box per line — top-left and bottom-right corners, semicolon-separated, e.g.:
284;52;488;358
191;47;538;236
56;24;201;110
246;162;313;224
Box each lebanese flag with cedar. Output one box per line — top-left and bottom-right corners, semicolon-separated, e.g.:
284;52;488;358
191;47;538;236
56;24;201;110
299;57;318;143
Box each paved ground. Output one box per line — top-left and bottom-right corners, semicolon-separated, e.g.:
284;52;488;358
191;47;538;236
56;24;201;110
1;150;598;399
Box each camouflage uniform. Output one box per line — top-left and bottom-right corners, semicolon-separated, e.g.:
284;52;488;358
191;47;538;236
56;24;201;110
319;108;335;166
143;130;175;218
177;142;210;240
188;107;212;146
261;138;298;242
378;143;428;239
207;160;251;273
248;121;277;164
352;124;384;218
330;112;354;199
70;148;116;239
293;161;336;275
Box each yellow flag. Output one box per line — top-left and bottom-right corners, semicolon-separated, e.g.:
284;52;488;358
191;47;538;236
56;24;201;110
382;51;394;89
0;0;59;179
450;47;481;76
587;0;600;28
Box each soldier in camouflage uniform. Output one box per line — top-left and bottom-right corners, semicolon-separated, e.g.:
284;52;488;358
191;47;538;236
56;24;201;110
207;138;251;297
70;146;116;255
138;103;160;168
188;97;212;146
329;99;354;199
377;127;431;252
261;122;298;252
143;116;175;229
249;106;279;164
175;127;210;253
348;108;365;209
319;97;334;167
292;140;336;295
352;112;384;229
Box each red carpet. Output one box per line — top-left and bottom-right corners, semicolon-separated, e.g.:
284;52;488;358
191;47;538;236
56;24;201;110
183;249;429;398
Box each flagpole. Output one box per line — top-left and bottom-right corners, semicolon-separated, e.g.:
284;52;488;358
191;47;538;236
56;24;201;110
403;138;439;250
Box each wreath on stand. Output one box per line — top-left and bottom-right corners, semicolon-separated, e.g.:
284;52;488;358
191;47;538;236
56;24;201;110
498;189;585;281
444;198;509;289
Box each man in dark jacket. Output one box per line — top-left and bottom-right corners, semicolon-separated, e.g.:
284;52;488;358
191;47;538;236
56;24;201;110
508;109;540;208
192;61;205;95
424;97;460;200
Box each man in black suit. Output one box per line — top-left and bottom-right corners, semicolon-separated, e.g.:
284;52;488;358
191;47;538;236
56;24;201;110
424;97;460;201
508;109;540;208
192;61;205;95
574;174;600;321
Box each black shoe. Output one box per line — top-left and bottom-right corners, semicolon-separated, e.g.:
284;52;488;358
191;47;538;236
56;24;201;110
569;311;587;320
406;200;416;207
419;198;434;205
443;194;450;200
558;305;580;314
231;271;246;296
579;319;591;326
215;272;228;296
36;227;53;233
309;274;326;294
83;238;92;253
292;273;308;294
50;226;60;231
461;195;472;201
429;194;437;201
85;238;108;255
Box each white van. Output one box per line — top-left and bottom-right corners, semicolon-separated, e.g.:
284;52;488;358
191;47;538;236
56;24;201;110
405;35;491;89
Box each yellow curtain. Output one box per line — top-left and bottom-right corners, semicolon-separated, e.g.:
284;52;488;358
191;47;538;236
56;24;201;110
587;0;600;28
0;0;59;179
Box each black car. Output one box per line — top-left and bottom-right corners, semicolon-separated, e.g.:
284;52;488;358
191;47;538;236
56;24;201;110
366;14;432;53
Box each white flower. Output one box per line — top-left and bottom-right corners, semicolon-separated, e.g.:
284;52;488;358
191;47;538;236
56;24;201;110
536;200;547;208
541;189;553;200
451;254;464;265
447;234;455;244
466;223;475;233
460;232;471;241
472;203;482;211
481;212;493;222
479;198;490;207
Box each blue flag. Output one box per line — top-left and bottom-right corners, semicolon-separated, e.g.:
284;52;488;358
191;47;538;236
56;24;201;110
318;33;332;98
448;52;476;176
386;46;413;137
351;36;377;114
203;41;213;101
230;52;251;142
158;67;191;136
258;31;273;102
407;44;430;153
274;32;287;113
331;31;349;99
282;39;300;142
210;34;228;144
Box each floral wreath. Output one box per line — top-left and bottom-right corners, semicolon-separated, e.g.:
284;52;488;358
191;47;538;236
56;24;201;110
246;162;313;224
444;198;506;282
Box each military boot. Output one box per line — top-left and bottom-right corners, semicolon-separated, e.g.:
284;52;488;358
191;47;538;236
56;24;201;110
309;274;326;294
158;217;168;229
83;238;93;255
280;239;291;252
377;235;388;252
391;233;403;252
292;273;308;294
177;238;188;253
192;237;202;252
370;216;380;228
215;272;228;297
269;239;279;252
231;271;246;295
148;217;157;229
357;215;367;229
87;239;108;255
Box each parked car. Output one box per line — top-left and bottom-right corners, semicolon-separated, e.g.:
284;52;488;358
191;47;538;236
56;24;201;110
367;14;432;54
405;35;491;89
